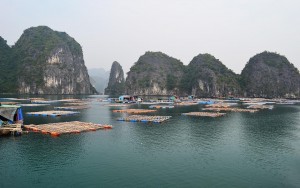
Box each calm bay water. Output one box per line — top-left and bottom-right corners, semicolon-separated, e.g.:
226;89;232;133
1;95;300;187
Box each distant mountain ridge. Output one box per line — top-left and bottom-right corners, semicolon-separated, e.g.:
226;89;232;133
88;68;110;94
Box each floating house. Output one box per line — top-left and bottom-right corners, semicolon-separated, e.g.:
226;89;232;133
0;104;23;136
118;95;141;103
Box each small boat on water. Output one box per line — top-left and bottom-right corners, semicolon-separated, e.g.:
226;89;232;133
0;104;23;136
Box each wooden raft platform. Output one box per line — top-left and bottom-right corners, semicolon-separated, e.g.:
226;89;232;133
204;107;258;113
113;109;156;114
0;101;19;105
247;105;274;110
174;102;198;106
205;103;231;108
31;100;60;104
0;124;22;136
26;110;80;116
24;121;112;136
54;106;90;110
64;102;89;106
19;103;50;107
149;105;174;109
182;112;226;117
105;104;132;107
118;115;171;123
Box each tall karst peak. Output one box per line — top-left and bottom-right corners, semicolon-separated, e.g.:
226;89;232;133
125;51;185;95
11;26;95;94
105;61;125;95
180;53;241;97
241;51;300;98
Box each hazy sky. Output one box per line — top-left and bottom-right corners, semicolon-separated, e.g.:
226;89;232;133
1;0;299;74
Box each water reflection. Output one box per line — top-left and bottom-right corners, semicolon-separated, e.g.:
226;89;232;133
240;106;299;151
236;106;300;186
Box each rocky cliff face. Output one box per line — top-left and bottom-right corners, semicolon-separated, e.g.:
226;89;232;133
12;26;96;94
125;52;185;95
0;37;14;93
241;52;300;98
181;54;241;97
104;61;125;95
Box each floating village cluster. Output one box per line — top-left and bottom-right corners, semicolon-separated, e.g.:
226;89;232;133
0;95;300;137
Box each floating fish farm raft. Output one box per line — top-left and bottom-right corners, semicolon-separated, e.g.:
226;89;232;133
174;102;198;106
19;104;50;107
31;100;60;104
118;115;172;123
204;107;258;113
105;104;132;107
0;102;19;105
247;104;274;110
0;98;30;101
64;102;89;106
182;112;226;117
30;99;80;104
26;110;80;116
113;109;157;114
54;106;90;110
149;105;174;109
205;103;232;108
24;121;112;136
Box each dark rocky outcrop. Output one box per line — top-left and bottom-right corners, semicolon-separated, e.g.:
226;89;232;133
10;26;96;94
241;51;300;98
181;54;241;97
105;61;125;95
125;52;185;95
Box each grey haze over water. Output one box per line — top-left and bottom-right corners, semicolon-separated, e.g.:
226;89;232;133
1;0;299;74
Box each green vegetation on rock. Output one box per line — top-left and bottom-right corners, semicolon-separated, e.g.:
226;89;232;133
105;61;125;96
0;26;95;94
241;51;300;98
1;27;300;98
125;52;241;97
180;54;241;97
125;52;185;95
0;37;15;93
